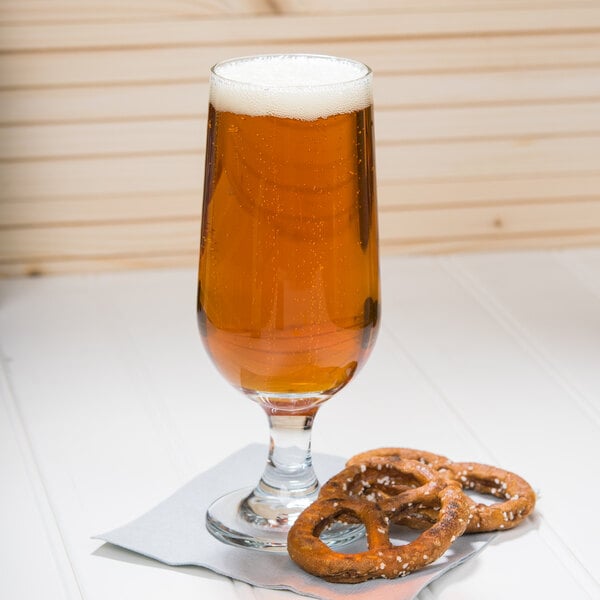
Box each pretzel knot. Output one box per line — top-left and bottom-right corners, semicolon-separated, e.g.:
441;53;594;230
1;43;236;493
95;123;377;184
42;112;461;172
287;464;470;583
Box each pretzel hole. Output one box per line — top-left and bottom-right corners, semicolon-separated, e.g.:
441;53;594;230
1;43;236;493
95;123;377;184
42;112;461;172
388;523;423;545
314;509;368;552
313;508;354;537
389;497;443;530
465;488;506;505
324;531;370;553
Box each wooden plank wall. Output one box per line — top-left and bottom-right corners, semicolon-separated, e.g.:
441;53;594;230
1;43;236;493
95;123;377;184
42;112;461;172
1;0;600;276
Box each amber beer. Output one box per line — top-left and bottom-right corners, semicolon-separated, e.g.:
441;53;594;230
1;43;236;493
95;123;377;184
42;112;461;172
198;55;379;408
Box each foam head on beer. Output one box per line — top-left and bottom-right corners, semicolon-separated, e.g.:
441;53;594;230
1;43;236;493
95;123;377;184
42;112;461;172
210;54;372;121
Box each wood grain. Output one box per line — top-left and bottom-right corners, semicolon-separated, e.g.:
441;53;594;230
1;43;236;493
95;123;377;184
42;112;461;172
0;1;599;275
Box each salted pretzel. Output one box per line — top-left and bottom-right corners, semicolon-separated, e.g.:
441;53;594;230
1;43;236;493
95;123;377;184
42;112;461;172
444;462;536;532
288;484;470;583
346;448;536;533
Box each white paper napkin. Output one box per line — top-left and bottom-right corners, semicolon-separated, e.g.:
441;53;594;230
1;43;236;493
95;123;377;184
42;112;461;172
96;444;493;600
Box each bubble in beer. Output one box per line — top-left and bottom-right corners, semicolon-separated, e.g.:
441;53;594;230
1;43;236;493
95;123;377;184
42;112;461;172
210;54;372;121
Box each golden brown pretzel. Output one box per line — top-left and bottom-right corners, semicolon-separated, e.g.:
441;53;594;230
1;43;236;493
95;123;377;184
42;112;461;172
444;462;536;532
287;485;471;583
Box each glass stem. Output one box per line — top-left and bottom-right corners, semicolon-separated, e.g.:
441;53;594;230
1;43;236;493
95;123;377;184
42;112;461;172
257;411;319;499
238;409;320;529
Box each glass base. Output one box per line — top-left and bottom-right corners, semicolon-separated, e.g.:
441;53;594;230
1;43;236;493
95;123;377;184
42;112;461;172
206;486;364;552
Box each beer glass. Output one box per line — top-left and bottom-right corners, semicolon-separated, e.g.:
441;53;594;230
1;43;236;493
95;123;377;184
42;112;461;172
198;54;380;551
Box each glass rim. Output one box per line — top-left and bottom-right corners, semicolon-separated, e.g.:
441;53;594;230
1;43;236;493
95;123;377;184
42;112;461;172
209;53;372;90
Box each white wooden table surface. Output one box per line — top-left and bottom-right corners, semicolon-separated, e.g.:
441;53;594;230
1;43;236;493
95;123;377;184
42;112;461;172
1;249;599;600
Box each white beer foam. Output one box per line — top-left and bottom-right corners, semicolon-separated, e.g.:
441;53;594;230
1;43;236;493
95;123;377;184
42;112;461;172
210;55;372;121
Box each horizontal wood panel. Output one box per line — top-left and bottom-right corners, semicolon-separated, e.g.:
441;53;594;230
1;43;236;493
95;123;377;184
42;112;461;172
2;0;595;25
2;101;600;160
4;232;600;277
378;134;600;180
4;67;600;127
0;254;198;277
0;193;200;227
380;198;600;240
4;38;600;87
1;135;598;199
383;174;600;207
0;220;201;262
0;83;206;125
279;0;600;15
2;69;599;135
0;0;272;24
2;7;600;52
3;174;600;227
0;154;204;198
374;67;600;109
377;102;600;142
0;119;207;160
2;200;597;262
382;230;600;254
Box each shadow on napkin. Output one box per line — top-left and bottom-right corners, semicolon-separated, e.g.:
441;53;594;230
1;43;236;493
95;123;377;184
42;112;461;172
94;444;493;600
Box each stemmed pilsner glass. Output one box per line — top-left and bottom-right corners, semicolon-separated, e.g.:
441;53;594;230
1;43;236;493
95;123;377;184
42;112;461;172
197;54;380;551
